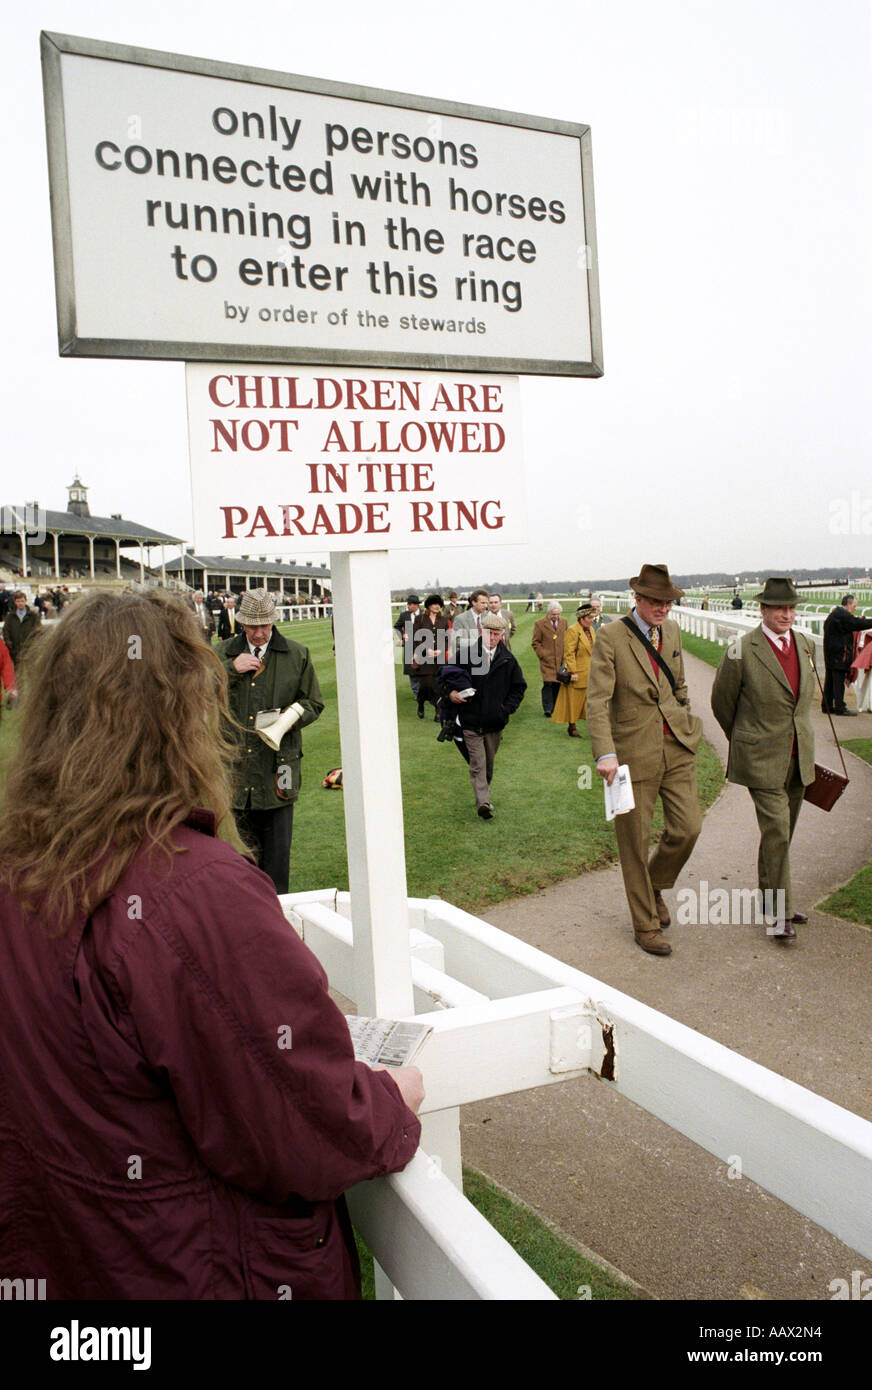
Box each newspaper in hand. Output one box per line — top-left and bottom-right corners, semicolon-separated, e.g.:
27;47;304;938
345;1016;432;1067
604;763;635;821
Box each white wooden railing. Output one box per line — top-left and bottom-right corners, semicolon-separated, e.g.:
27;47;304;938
276;603;332;622
280;888;872;1300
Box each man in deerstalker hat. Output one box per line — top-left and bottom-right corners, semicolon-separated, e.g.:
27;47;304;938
711;578;816;942
587;564;703;955
217;588;323;895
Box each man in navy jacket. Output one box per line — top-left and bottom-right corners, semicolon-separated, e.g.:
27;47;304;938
442;613;526;819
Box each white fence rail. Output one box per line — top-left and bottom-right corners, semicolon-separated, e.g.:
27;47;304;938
281;890;872;1298
276;603;332;622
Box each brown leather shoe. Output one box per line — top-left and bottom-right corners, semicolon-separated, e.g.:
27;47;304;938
768;920;796;941
653;891;671;928
567;724;581;737
635;929;672;956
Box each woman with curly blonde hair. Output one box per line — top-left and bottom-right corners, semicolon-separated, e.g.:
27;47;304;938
0;590;422;1300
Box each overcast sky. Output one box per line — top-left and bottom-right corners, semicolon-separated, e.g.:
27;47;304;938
3;0;871;589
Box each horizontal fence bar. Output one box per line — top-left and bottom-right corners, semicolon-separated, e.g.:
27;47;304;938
347;1151;556;1301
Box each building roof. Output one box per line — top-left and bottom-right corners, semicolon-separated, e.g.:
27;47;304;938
1;505;183;546
163;555;330;579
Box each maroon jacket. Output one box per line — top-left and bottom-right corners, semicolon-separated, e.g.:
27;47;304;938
0;816;420;1299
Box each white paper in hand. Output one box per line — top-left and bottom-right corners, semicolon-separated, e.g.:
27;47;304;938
604;764;635;820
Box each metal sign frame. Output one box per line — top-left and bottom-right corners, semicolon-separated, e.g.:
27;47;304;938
41;30;602;377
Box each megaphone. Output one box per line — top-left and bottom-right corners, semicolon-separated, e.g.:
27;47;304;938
256;702;305;750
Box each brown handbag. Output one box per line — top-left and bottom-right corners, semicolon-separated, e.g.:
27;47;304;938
804;648;849;811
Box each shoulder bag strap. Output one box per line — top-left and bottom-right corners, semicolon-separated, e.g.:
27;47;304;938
621;615;676;693
804;637;849;779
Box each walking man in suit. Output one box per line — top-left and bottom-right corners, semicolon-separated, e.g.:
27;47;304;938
393;593;421;699
2;591;40;665
822;594;872;716
711;578;816;942
587;564;703;956
531;602;569;716
451;589;490;663
189;590;215;643
217;595;239;641
487;593;516;650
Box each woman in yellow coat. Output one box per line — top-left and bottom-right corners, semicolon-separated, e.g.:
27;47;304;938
552;603;597;737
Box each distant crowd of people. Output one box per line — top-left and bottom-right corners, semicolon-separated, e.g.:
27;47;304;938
392;589;604;820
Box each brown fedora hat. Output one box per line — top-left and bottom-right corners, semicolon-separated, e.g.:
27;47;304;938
629;563;684;602
754;577;799;605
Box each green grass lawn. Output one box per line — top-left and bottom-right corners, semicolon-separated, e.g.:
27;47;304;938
818;739;872;927
355;1165;640;1300
841;738;872;764
0;608;724;915
676;629;730;669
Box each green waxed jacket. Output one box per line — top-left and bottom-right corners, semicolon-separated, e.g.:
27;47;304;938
710;626;816;789
217;628;324;810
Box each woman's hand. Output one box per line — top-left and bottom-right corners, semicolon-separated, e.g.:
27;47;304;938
372;1064;425;1114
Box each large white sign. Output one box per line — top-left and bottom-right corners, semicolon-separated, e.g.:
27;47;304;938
186;366;526;553
42;32;601;376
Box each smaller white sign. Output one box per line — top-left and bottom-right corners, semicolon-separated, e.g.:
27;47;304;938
186;365;526;554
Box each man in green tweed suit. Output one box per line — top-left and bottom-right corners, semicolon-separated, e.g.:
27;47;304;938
710;578;816;942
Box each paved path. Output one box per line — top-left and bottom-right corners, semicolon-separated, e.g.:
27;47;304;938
460;652;872;1300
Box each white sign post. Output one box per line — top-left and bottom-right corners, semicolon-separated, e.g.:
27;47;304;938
330;549;413;1018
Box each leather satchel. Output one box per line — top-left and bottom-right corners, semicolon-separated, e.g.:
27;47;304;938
804;763;848;811
805;649;849;811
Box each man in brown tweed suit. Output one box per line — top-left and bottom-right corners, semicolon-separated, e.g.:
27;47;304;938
587;564;703;956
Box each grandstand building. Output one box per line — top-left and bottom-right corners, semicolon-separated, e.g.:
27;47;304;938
0;478;331;598
1;478;183;584
162;552;330;600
